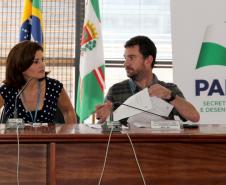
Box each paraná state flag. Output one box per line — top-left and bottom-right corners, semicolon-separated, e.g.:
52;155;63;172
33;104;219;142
76;0;105;122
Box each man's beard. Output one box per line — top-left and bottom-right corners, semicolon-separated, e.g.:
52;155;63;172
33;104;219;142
126;70;139;80
129;73;138;80
126;66;144;81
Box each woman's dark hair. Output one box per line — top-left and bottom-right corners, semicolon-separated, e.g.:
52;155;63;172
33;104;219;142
124;35;157;68
4;40;43;89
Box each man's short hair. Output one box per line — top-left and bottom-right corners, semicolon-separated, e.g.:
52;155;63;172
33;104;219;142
124;35;157;68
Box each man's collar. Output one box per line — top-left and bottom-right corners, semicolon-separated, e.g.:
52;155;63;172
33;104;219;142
129;73;159;92
149;73;159;86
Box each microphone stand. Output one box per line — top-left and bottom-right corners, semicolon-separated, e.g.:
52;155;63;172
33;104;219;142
6;78;33;129
13;78;33;119
101;108;122;132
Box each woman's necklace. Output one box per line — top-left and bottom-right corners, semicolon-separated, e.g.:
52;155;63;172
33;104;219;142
21;81;42;124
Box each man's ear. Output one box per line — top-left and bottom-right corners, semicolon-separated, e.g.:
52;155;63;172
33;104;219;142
145;55;153;67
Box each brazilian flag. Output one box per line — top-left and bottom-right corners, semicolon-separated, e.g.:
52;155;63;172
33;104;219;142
19;0;44;45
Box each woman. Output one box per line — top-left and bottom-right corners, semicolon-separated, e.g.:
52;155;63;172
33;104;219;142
0;41;77;124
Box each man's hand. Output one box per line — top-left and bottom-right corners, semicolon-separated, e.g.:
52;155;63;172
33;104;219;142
148;84;200;122
95;101;113;123
148;84;172;100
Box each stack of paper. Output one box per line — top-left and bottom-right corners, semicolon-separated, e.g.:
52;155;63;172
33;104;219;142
113;88;174;123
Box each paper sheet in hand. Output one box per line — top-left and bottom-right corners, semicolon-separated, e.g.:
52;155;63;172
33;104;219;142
113;88;174;121
127;97;174;126
113;88;152;121
148;96;173;117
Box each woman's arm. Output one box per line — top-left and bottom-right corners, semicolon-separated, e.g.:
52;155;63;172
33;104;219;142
57;88;77;124
0;95;4;109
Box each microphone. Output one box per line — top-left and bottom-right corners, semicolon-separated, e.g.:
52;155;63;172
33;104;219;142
13;78;33;118
6;78;33;129
101;102;122;132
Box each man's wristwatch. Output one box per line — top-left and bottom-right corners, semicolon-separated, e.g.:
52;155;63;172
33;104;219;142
166;91;177;102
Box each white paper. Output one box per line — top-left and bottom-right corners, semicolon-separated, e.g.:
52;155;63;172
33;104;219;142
84;123;102;129
127;112;166;127
113;88;152;121
113;88;174;122
151;120;181;130
148;96;174;117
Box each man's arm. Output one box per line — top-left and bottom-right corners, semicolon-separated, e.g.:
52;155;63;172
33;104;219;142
95;101;113;123
169;95;200;122
95;84;119;123
149;84;200;122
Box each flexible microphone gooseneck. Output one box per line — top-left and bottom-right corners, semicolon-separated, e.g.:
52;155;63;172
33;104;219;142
114;102;169;119
115;102;199;129
13;78;33;118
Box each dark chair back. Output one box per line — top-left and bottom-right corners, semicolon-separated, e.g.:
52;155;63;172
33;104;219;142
0;107;7;123
53;106;65;123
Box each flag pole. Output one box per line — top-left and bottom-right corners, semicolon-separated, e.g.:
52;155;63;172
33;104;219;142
92;113;96;124
76;0;105;122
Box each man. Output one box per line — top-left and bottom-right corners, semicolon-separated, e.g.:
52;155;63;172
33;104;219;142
96;36;200;123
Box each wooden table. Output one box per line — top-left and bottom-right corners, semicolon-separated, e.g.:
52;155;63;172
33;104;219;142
1;123;226;185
